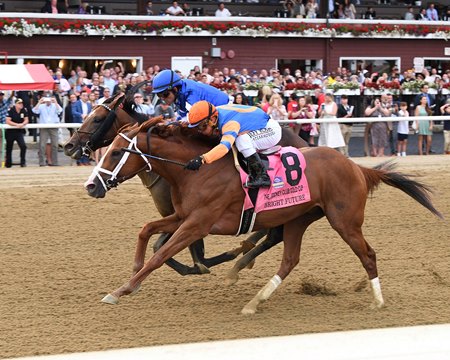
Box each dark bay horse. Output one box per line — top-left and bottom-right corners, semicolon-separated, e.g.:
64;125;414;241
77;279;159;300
64;89;309;276
85;118;442;314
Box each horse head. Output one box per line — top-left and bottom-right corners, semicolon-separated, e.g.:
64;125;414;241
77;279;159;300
85;118;167;198
63;81;150;160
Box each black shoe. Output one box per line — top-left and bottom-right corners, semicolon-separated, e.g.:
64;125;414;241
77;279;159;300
20;164;26;167
245;153;271;188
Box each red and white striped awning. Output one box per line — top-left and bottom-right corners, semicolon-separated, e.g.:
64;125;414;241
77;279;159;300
0;64;55;91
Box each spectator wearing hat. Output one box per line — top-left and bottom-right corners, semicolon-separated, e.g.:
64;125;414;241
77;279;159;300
154;100;175;121
5;98;29;168
32;95;63;166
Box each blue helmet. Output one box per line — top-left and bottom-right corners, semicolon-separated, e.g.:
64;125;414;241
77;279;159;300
151;70;182;93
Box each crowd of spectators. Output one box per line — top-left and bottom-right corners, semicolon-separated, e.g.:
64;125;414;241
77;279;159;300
33;0;450;20
2;59;450;168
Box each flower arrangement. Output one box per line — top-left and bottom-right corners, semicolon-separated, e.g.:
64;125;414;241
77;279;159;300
210;82;238;94
1;18;450;38
284;82;320;91
401;80;438;92
378;80;401;90
327;82;360;91
243;82;274;91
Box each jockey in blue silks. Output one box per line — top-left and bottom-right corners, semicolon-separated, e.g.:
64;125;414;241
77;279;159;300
151;69;230;120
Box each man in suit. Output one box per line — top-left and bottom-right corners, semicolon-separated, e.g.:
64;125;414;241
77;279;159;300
337;95;354;157
71;90;92;165
414;83;435;109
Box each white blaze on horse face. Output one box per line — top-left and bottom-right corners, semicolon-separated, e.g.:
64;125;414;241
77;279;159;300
85;133;152;192
84;143;114;189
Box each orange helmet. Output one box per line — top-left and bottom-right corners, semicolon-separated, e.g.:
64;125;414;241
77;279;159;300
188;101;217;128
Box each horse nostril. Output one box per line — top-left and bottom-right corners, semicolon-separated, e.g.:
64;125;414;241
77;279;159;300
85;183;96;191
64;143;73;151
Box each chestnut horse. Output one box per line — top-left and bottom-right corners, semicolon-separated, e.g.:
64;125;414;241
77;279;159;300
85;118;441;314
64;88;308;276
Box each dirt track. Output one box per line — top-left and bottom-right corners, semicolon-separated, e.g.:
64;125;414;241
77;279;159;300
0;156;449;358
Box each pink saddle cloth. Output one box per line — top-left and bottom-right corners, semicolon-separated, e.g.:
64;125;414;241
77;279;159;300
240;146;311;213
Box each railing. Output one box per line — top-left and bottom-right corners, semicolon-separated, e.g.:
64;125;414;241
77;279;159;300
2;116;449;168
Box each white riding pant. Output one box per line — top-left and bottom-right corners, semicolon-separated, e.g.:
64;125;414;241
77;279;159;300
235;118;282;158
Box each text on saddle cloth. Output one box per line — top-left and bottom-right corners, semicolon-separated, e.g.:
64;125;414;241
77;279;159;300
240;147;311;214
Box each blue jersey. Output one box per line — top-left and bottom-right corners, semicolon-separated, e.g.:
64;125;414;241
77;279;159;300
177;79;229;118
216;105;270;133
202;104;270;164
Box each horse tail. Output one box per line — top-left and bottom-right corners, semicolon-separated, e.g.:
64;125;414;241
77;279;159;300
359;160;443;219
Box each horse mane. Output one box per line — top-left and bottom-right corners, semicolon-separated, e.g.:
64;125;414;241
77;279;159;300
122;117;220;148
103;80;151;125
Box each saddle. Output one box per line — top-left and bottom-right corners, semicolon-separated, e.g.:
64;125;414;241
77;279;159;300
232;146;311;236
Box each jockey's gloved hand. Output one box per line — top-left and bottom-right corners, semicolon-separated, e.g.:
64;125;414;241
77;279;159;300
185;156;203;171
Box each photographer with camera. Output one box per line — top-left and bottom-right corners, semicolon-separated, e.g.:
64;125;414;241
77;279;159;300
32;95;62;166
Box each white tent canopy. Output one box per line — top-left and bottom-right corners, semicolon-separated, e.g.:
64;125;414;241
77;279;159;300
0;64;55;91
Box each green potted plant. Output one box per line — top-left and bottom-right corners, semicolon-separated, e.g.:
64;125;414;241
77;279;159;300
327;82;361;96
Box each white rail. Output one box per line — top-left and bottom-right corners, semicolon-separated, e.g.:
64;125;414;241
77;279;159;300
1;116;449;129
5;324;450;360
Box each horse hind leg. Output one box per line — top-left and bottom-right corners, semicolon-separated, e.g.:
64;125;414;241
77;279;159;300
241;218;307;315
326;208;384;309
226;226;283;286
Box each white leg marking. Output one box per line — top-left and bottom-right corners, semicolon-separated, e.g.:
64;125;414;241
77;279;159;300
241;275;282;315
370;277;385;308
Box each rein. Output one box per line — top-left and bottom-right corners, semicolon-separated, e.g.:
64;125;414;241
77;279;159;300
91;133;152;191
121;148;186;167
92;128;185;192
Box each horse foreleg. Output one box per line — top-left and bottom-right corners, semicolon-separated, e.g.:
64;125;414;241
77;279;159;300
188;229;268;270
239;229;268;270
102;220;208;305
226;226;283;286
153;235;210;276
132;214;181;278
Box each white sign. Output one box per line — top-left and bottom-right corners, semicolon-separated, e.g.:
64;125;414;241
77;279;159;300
413;57;424;72
445;48;450;56
171;57;202;78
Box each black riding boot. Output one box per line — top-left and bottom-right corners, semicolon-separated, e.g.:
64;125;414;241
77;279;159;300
245;153;271;188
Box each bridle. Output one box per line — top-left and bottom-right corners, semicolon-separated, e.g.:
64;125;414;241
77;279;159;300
91;132;152;191
75;101;123;157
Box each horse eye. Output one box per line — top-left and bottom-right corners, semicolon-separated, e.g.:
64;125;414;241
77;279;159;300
111;150;122;157
93;117;102;124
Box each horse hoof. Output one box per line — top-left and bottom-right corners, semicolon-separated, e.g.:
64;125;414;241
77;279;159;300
101;294;119;305
370;300;385;310
195;263;211;275
225;271;239;286
241;306;256;315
